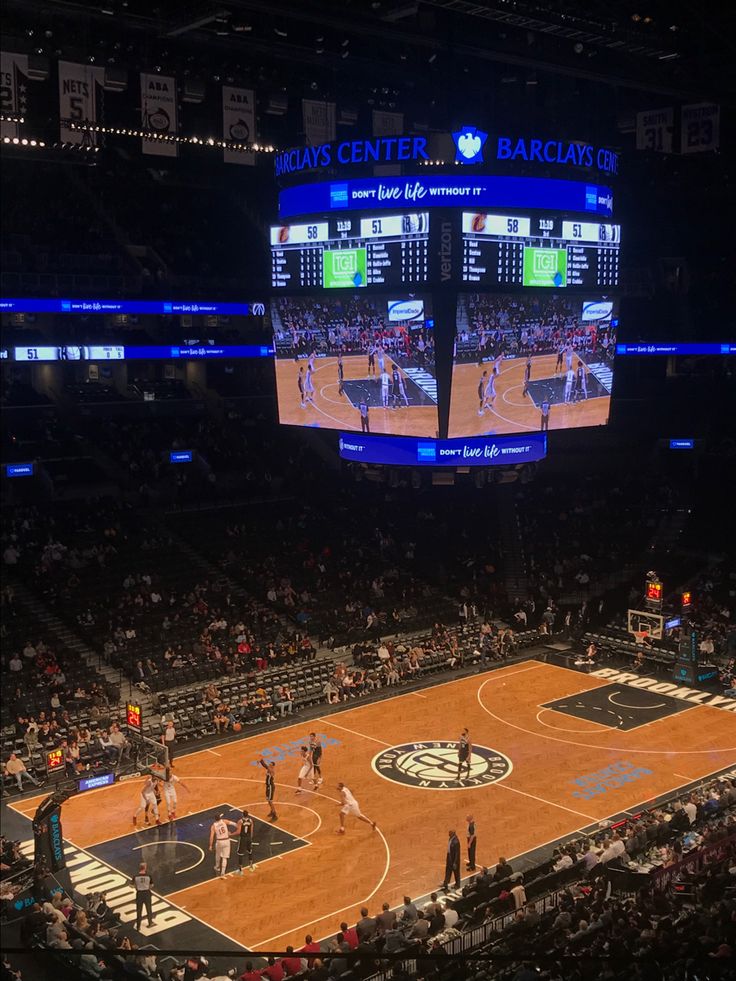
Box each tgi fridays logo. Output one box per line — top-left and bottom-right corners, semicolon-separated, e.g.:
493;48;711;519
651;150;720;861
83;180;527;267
591;668;736;712
18;839;190;936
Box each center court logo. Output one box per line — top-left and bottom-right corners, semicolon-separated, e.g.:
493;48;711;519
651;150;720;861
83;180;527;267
372;741;512;790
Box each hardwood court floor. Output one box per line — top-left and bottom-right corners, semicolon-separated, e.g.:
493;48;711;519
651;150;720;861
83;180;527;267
448;354;611;437
11;661;735;951
274;355;439;437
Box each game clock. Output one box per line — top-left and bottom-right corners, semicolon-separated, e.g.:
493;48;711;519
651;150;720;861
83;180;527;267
46;747;64;774
126;702;143;731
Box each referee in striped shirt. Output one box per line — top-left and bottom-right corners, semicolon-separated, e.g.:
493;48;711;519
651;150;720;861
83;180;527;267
132;862;155;931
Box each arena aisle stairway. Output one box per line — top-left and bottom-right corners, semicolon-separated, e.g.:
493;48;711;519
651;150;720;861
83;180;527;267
496;484;529;604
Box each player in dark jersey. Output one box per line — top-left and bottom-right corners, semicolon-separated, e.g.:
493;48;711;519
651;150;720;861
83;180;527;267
367;343;376;376
554;345;565;375
477;371;487;416
259;757;278;821
523;357;532;398
309;732;323;787
297;367;305;408
391;364;401;408
235;809;254;873
337;354;345;396
457;727;472;781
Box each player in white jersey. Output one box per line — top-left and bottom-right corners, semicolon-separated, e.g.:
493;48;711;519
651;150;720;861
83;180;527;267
158;770;190;821
483;370;497;410
304;364;315;404
295;745;314;795
565;344;574;371
380;369;390;407
336;782;377;834
396;371;410;406
564;367;574;403
133;775;161;827
377;346;386;375
209;812;238;877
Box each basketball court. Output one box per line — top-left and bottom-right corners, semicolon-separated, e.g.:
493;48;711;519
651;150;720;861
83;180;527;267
8;659;735;953
448;354;612;437
274;355;439;437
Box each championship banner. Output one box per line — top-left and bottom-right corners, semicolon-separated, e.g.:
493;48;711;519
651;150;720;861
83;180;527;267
140;72;178;156
635;107;673;154
58;61;104;144
302;99;336;147
372;110;404;136
681;103;720;154
222;85;255;165
1;52;29;139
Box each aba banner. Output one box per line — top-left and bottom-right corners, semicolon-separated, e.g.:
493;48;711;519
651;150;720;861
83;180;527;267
681;103;720;154
339;433;547;467
302;99;336;147
635;107;673;154
1;52;29;139
222;85;255;166
372;110;404;137
58;61;104;144
141;73;177;156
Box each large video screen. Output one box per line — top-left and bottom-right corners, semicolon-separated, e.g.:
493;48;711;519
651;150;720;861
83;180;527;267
270;213;429;289
461;212;620;289
272;294;438;437
448;294;617;437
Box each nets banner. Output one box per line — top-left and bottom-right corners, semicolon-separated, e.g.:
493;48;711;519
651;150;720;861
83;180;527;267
58;61;104;144
681;102;720;154
140;72;178;156
372;110;404;136
1;52;29;139
222;85;255;165
302;99;336;147
635;107;673;154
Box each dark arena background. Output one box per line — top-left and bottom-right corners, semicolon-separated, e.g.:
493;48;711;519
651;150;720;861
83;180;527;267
1;2;736;981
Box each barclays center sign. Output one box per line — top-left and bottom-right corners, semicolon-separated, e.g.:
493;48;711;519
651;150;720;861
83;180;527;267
275;127;619;179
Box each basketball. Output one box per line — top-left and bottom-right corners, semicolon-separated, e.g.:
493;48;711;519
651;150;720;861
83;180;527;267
232;723;242;732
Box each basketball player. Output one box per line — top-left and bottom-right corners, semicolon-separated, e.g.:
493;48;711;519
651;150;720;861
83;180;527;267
367;341;376;377
456;728;472;781
565;342;574;373
483;369;497;411
391;363;401;409
576;360;587;401
397;371;410;407
309;732;323;787
564;366;574;404
477;371;487;416
540;398;551;432
144;777;162;824
259;757;278;821
523;357;532;398
234;809;255;873
336;782;377;834
554;343;565;375
209;812;238;877
304;363;315;405
159;770;190;821
377;345;386;378
337;354;345;396
380;368;391;408
133;775;161;827
297;367;305;408
295;745;314;795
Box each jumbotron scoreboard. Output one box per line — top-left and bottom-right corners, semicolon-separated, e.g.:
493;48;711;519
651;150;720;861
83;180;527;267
461;212;620;288
270;212;429;289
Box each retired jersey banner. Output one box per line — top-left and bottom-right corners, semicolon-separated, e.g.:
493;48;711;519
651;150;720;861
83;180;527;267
140;73;177;156
222;85;255;165
1;52;28;139
58;61;103;144
302;99;336;147
372;110;404;137
635;107;673;154
680;103;720;154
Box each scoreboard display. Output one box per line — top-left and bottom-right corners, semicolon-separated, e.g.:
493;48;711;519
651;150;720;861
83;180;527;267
461;212;620;289
270;213;429;289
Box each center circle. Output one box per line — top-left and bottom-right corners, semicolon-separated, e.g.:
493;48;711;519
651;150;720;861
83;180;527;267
371;740;513;791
